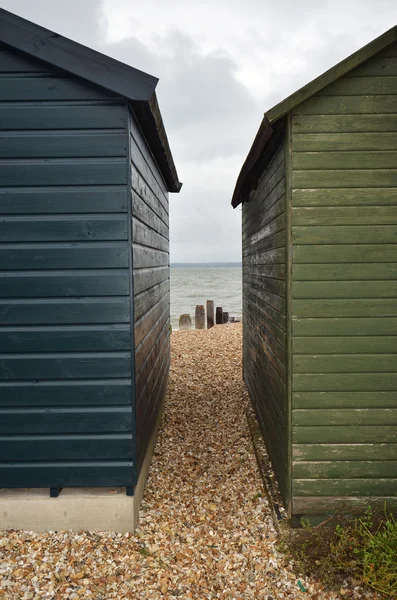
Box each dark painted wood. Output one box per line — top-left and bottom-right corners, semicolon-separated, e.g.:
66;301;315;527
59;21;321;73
0;132;127;158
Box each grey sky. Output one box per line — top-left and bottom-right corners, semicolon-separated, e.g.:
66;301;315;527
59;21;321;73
1;0;396;261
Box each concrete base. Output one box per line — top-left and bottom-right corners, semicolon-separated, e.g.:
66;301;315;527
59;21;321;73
0;402;164;533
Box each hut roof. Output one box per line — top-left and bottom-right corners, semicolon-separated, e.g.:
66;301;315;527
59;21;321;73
232;24;397;208
0;7;182;192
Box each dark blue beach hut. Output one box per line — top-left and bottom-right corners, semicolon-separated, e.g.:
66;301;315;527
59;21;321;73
0;8;181;504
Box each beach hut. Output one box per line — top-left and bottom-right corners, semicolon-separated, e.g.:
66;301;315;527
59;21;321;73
0;8;181;530
232;26;397;521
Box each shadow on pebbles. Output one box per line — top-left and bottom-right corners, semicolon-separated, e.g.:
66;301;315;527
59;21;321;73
1;324;341;599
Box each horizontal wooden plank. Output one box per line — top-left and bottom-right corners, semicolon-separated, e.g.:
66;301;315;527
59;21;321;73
294;354;397;374
0;187;128;214
0;75;116;101
293;478;397;497
0;215;128;242
0;103;126;130
293;372;397;392
293;151;397;170
293;263;397;281
134;294;169;347
292;335;397;354
243;190;285;240
293;225;397;245
132;244;168;269
243;224;285;258
136;319;169;392
293;132;397;152
135;305;169;373
132;218;168;253
132;173;169;225
244;263;286;280
292;391;397;409
243;281;285;314
293;298;397;318
0;242;129;270
294;94;397;115
294;244;397;263
293;169;397;189
0;434;133;461
0;131;127;158
0;406;132;434
136;331;169;416
0;353;131;380
243;247;285;266
292;188;397;207
293;408;397;426
0;297;130;324
0;270;129;298
292;114;397;134
293;443;397;461
293;280;397;298
134;280;169;323
131;191;168;240
134;266;169;297
293;317;397;336
0;325;130;352
243;273;286;298
0;47;53;72
293;206;397;226
0;462;134;488
245;331;287;399
319;75;397;96
245;314;287;380
0;379;132;406
351;56;397;76
0;159;126;186
293;425;397;444
293;461;397;479
130;137;168;210
292;495;397;515
244;288;286;332
243;297;286;347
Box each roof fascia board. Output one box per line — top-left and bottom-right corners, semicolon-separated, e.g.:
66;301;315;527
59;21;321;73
0;7;158;101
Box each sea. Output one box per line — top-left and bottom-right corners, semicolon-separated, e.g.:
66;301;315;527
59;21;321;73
170;263;242;330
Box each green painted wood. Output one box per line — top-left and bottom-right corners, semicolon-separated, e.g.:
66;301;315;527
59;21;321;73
293;460;397;479
293;336;397;354
293;444;397;461
294;94;397;115
243;179;285;237
0;298;129;324
0;243;129;270
293;372;397;392
0;215;128;242
293;206;397;225
293;408;397;426
293;425;397;444
292;114;397;134
0;406;132;434
293;132;397;151
350;56;397;76
0;271;129;298
293;263;397;281
293;169;397;188
0;187;128;214
293;226;397;245
293;478;397;497
294;354;397;373
0;463;134;488
319;76;397;96
293;391;397;409
0;380;131;406
0;434;133;461
292;188;397;207
0;103;126;130
0;132;127;158
293;280;397;298
292;496;397;514
293;298;397;318
0;159;126;186
293;317;397;336
0;353;131;380
294;244;397;263
293;151;397;170
0;325;130;352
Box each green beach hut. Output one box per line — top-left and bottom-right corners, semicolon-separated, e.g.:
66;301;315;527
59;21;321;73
232;26;397;520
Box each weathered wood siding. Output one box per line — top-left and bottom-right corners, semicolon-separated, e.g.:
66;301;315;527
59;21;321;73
0;44;134;488
290;41;397;513
242;143;289;505
129;109;170;480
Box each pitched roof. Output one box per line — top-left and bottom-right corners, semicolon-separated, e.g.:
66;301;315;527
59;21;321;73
0;7;182;192
232;24;397;207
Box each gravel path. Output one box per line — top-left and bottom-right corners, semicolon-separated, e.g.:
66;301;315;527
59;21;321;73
1;324;339;599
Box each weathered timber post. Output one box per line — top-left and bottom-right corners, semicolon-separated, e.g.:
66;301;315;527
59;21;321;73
207;300;215;329
195;305;205;329
216;307;223;325
179;314;192;330
223;312;229;324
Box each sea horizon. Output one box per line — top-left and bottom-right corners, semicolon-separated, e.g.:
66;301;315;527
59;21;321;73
171;261;242;268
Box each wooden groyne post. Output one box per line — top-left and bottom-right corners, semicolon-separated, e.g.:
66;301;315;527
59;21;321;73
216;307;223;325
179;314;192;330
207;300;214;329
195;305;205;329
